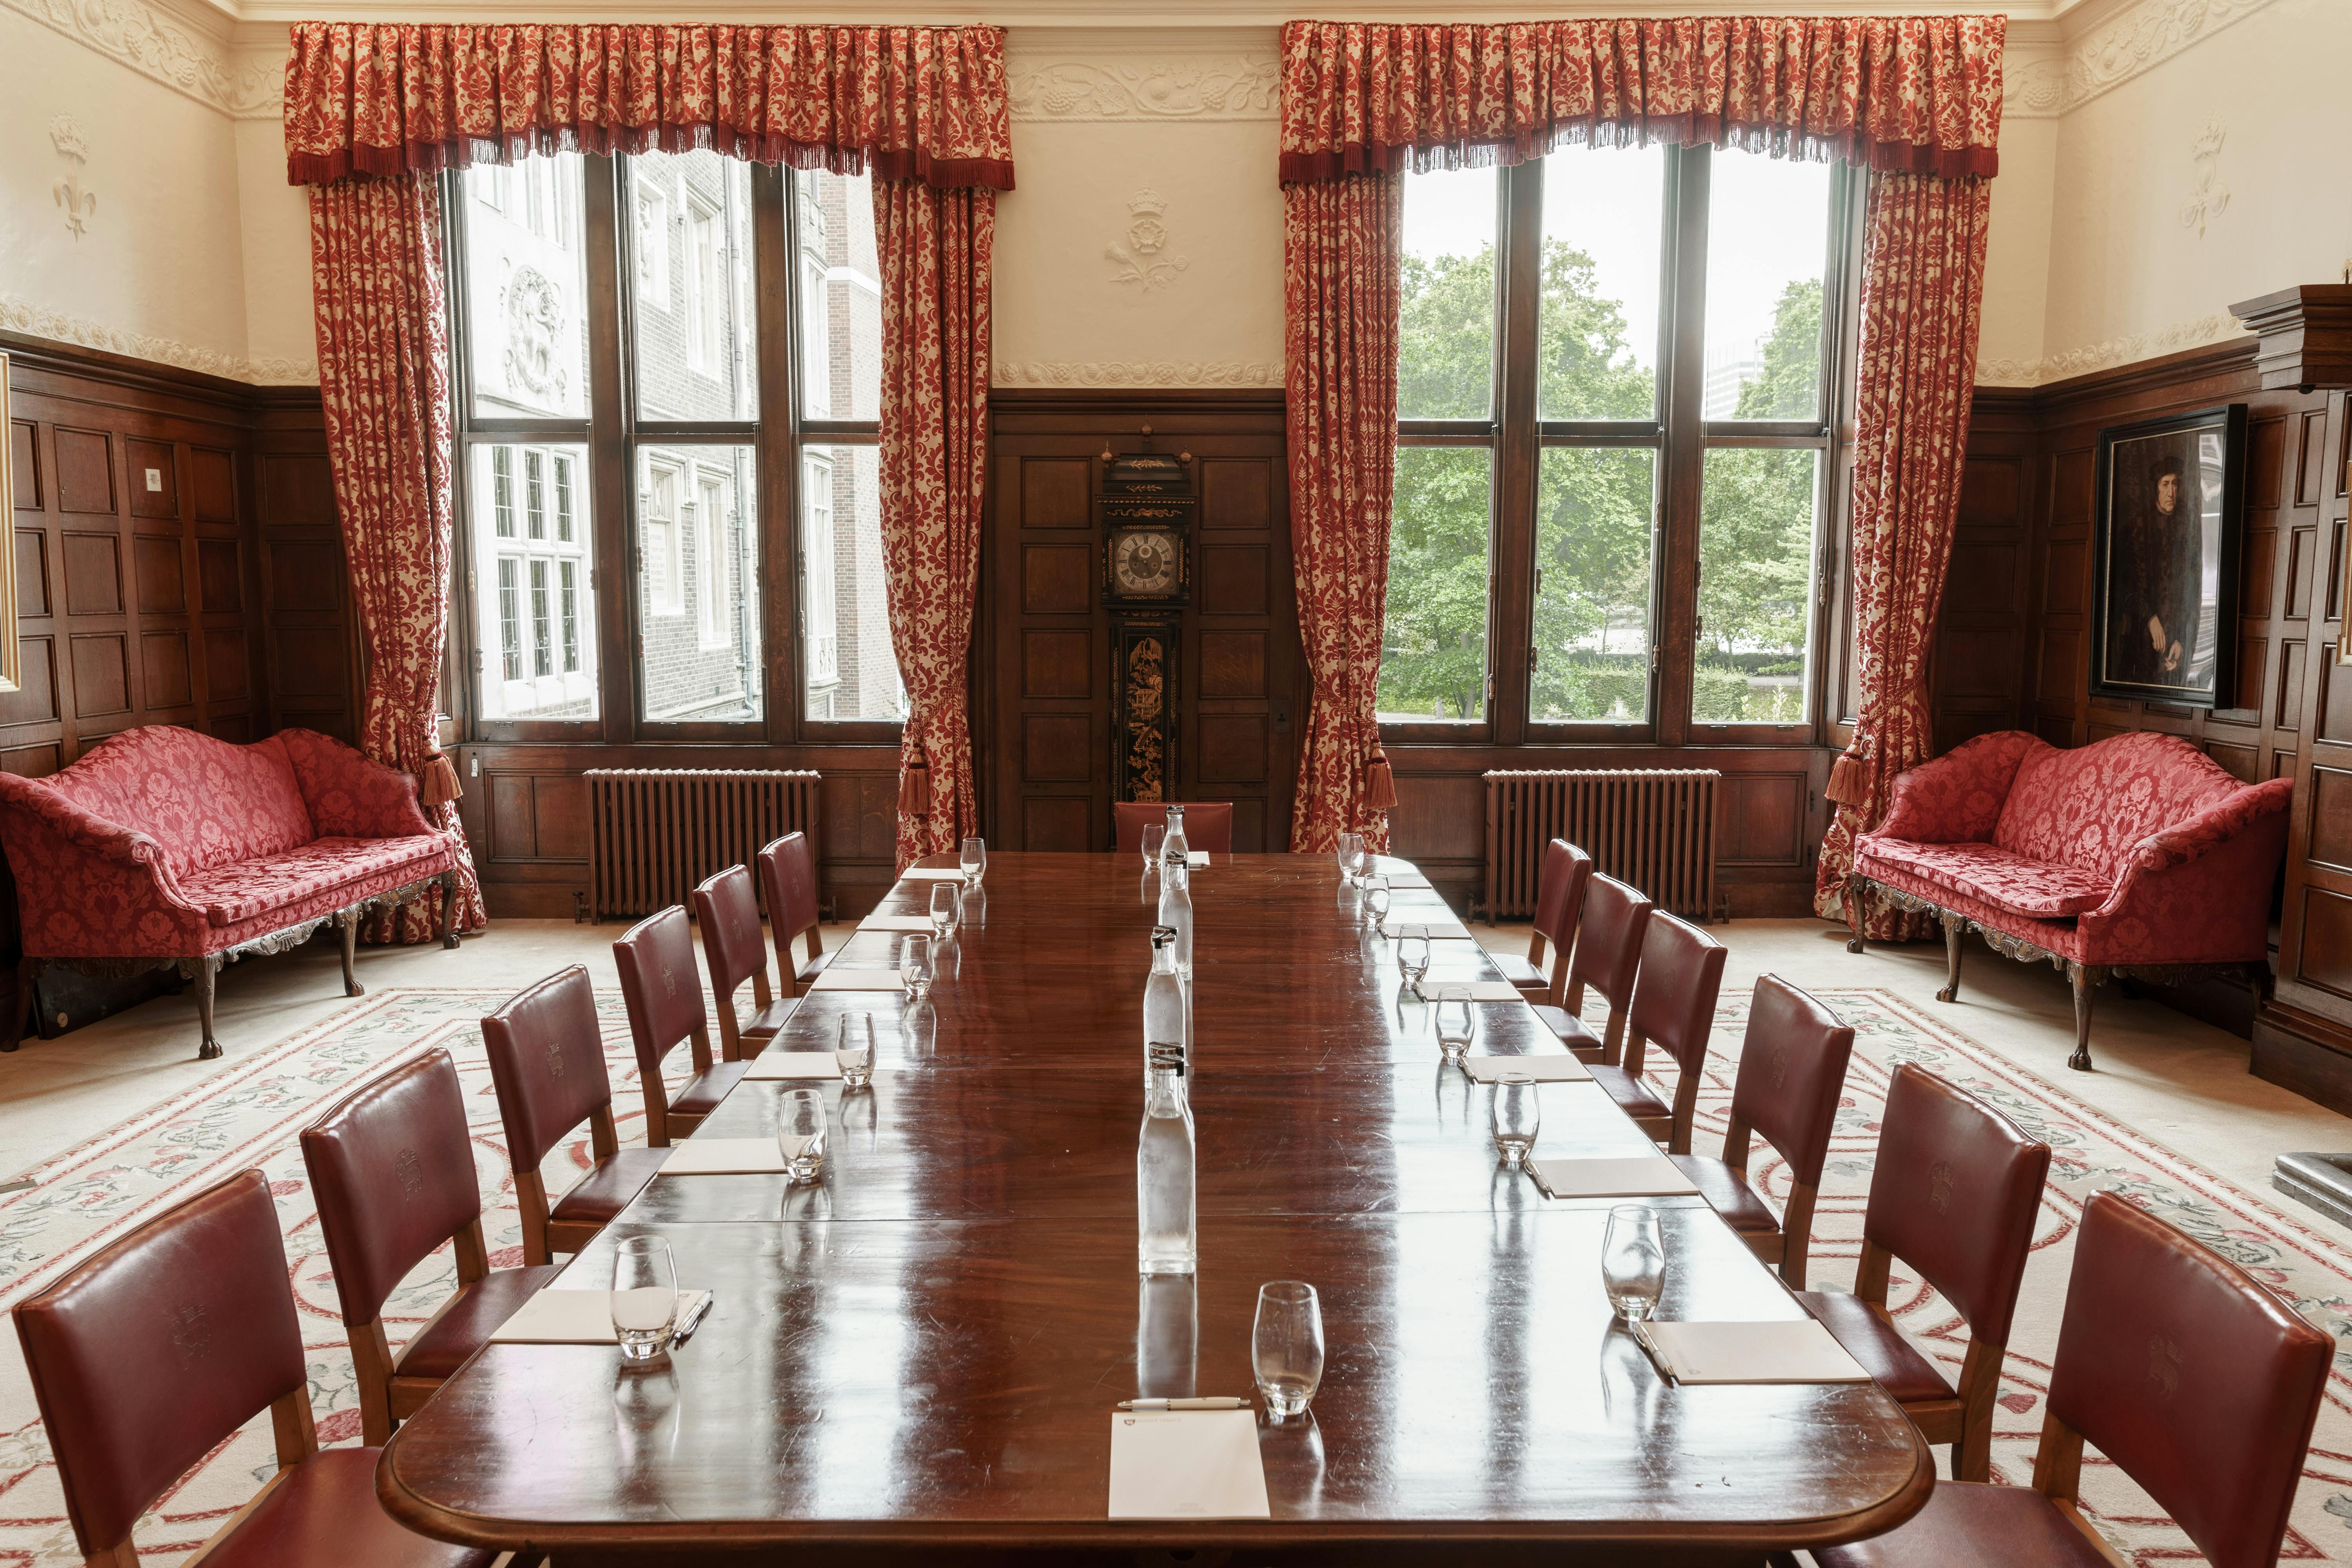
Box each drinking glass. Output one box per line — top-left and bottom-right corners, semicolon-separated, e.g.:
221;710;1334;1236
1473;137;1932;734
1252;1281;1326;1422
835;1011;876;1090
1396;929;1431;994
779;1087;828;1184
1350;844;1376;886
929;881;962;939
611;1234;679;1361
1433;985;1475;1061
960;836;987;886
1142;824;1167;877
1362;876;1392;925
901;935;934;1002
1491;1074;1539;1169
1602;1204;1666;1323
1336;831;1362;885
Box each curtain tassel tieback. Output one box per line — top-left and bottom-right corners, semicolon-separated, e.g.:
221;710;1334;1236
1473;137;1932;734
1362;738;1399;813
900;737;932;820
417;753;463;808
1823;749;1870;810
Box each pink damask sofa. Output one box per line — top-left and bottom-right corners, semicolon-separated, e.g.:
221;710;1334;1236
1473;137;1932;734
0;726;459;1059
1845;729;2291;1072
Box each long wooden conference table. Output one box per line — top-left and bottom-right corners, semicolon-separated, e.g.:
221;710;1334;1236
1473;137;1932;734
379;852;1931;1564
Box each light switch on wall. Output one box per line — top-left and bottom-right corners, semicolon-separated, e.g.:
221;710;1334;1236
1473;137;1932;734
144;468;162;492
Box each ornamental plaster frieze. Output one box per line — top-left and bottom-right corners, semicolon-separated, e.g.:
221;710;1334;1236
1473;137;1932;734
0;0;280;116
1007;52;1280;123
1974;312;2249;388
2002;0;2281;119
993;360;1282;388
0;292;317;385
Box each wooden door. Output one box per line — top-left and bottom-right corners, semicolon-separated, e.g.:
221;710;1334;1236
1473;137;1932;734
984;392;1298;853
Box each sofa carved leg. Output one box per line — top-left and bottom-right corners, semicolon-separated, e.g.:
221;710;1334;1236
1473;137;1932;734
1844;875;1868;955
194;955;223;1061
2067;962;2101;1073
338;909;364;998
438;869;461;951
1937;914;1965;1003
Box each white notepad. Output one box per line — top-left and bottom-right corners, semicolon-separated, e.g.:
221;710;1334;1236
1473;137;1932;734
488;1288;713;1345
655;1137;810;1175
744;1051;840;1080
1107;1410;1270;1519
1187;850;1210;868
1451;980;1533;1002
1641;1320;1871;1385
1381;917;1474;941
1529;1155;1700;1198
860;914;935;933
904;867;966;882
811;968;912;992
1463;1054;1591;1083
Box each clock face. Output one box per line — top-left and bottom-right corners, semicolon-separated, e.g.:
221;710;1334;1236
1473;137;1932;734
1113;529;1181;596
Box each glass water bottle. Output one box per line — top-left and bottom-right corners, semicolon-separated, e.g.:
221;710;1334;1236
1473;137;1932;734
1156;858;1195;976
1144;926;1187;1086
1137;1040;1197;1276
1162;803;1190;874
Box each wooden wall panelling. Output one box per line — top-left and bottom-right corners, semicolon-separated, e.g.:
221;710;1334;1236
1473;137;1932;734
1933;390;2034;751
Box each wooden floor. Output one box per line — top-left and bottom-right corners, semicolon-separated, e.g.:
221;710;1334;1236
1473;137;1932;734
377;852;1930;1563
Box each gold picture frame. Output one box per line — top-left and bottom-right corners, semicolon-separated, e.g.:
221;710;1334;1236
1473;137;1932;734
0;353;17;693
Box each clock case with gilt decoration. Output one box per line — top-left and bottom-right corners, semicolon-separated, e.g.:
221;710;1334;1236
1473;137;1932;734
1100;449;1192;606
1100;440;1194;806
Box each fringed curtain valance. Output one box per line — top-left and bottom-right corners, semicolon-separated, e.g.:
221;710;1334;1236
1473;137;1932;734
1277;15;2004;183
283;22;1015;189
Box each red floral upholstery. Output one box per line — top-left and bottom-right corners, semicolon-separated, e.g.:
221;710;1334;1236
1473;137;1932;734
1855;730;2290;968
0;726;456;959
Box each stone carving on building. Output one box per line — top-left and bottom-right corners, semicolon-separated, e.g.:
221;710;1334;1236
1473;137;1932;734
503;266;568;403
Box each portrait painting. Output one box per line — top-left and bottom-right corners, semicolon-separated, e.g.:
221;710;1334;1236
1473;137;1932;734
2091;404;2245;708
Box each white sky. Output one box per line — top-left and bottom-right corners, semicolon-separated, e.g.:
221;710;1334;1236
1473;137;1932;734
1400;148;1831;378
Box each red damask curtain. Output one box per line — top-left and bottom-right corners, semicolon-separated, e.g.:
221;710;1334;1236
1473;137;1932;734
1284;173;1403;855
1812;172;1994;937
283;22;1014;189
876;180;992;871
308;174;487;942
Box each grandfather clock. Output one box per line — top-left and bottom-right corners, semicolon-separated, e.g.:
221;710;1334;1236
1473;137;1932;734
1101;428;1192;805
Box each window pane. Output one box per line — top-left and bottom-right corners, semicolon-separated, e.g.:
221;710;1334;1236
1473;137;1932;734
801;442;905;722
470;442;597;721
794;170;882;422
1697;447;1820;723
1378;446;1491;722
629;151;758;421
637;444;761;723
1538;147;1667;421
1704;153;1832;420
1534;447;1655;722
1398;168;1497;422
463;154;590;420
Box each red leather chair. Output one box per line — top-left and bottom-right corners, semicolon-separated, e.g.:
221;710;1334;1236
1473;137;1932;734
1817;1189;2331;1568
302;1049;561;1446
1669;976;1854;1288
482;965;670;1268
758;831;833;996
614;905;745;1146
1113;800;1235;856
1491;839;1592;1002
693;864;790;1062
1533;871;1651;1063
11;1169;496;1566
1602;911;1726;1150
1798;1063;2050;1483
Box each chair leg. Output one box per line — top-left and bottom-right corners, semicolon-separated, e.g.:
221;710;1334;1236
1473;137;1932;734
338;907;364;998
438;868;461;949
2067;962;2100;1072
1844;875;1867;954
1936;913;1964;1003
194;955;223;1060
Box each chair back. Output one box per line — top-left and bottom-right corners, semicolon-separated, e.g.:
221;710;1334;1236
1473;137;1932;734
1568;872;1652;1011
614;905;709;1072
482;965;613;1174
300;1049;481;1329
693;864;769;999
758;830;824;970
1625;911;1726;1075
1529;839;1594;972
1114;800;1235;856
1864;1063;2048;1345
2047;1191;2331;1568
13;1170;307;1559
1728;976;1854;1187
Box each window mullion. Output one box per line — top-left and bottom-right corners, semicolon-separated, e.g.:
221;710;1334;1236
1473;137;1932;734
751;163;798;744
1491;160;1543;747
583;154;637;744
1655;146;1711;748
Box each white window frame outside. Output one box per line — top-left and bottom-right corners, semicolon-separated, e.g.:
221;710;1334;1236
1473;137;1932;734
697;471;731;650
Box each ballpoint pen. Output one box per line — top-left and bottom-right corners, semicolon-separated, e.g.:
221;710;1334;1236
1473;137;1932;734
669;1291;716;1348
1116;1396;1251;1411
1628;1320;1678;1385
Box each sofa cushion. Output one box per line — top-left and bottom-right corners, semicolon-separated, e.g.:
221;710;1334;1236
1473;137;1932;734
178;835;451;927
36;726;316;878
1992;731;2245;878
1858;839;2114;919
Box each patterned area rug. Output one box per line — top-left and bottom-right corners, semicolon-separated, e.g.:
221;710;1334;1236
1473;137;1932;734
0;984;2346;1565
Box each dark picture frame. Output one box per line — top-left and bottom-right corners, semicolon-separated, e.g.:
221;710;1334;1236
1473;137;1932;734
2090;403;2246;708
